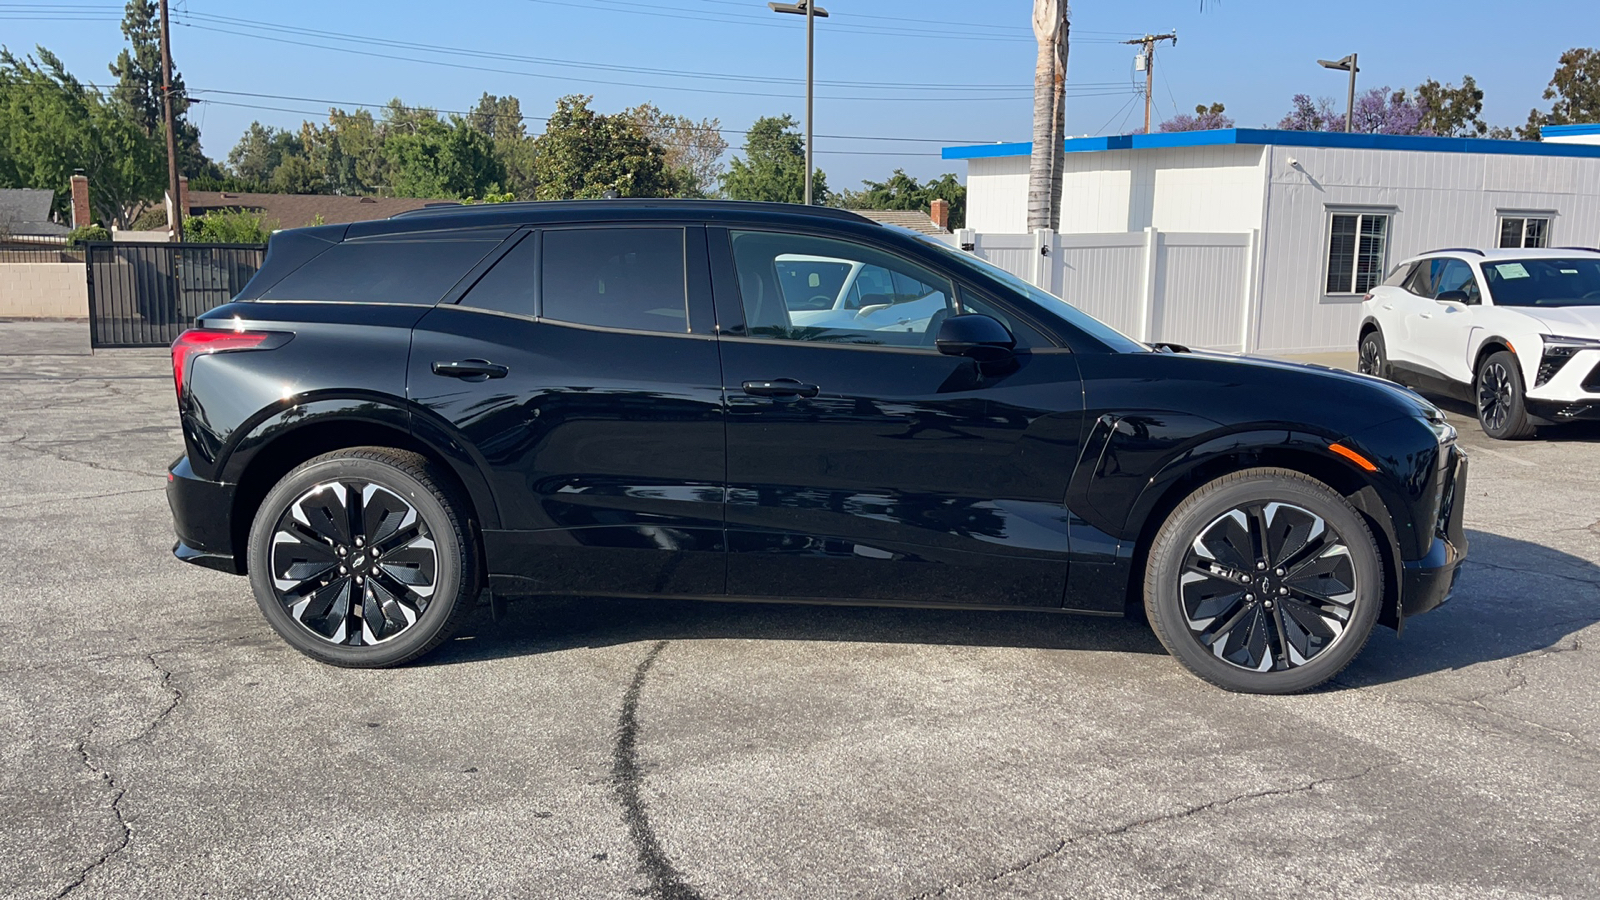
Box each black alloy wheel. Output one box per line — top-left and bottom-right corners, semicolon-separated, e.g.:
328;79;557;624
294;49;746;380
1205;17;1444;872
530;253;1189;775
1358;330;1387;379
247;447;478;667
1144;468;1381;694
1475;350;1536;440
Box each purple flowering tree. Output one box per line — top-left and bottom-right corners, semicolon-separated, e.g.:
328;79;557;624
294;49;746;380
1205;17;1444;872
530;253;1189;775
1158;102;1236;132
1277;88;1433;135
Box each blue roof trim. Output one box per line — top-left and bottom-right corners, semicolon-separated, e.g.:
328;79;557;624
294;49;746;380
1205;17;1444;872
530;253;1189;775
1542;123;1600;137
942;128;1600;160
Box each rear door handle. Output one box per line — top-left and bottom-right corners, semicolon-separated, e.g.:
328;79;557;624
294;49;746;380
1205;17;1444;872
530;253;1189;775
432;359;509;381
742;378;820;398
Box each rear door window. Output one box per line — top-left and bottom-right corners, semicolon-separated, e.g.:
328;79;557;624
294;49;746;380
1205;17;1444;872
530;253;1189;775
261;229;510;304
541;228;688;333
458;233;536;317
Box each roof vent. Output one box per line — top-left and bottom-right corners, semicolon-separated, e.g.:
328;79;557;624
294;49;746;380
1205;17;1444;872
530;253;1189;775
359;197;376;203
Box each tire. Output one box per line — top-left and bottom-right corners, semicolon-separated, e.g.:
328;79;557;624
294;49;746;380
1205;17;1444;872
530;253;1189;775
1475;350;1536;440
246;447;479;667
1358;329;1388;380
1143;468;1382;694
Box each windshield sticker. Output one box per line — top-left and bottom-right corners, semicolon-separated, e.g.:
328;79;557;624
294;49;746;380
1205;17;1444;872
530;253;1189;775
1561;269;1579;275
1495;262;1531;279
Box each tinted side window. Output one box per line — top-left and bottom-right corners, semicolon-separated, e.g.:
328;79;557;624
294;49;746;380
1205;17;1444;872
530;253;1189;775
1434;259;1482;304
542;228;687;333
262;232;507;304
729;230;955;348
1401;261;1437;297
459;233;536;316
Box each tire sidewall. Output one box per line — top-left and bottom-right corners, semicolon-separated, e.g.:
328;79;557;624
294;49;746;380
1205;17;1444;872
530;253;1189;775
247;454;468;667
1145;470;1382;694
1360;330;1387;379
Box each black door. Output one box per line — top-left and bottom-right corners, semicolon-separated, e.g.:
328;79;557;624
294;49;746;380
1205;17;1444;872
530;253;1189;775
408;225;727;597
710;226;1085;607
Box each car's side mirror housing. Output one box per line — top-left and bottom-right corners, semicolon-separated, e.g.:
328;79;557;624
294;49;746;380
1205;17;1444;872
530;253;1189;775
936;314;1016;362
1437;290;1471;305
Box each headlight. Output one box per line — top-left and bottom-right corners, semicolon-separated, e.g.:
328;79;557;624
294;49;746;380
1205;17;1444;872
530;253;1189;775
1540;334;1600;354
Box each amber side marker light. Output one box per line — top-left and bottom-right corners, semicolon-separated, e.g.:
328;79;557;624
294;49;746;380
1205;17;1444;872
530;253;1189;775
1329;442;1379;472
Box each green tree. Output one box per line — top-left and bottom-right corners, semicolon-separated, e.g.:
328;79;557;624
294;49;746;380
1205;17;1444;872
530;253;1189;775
531;95;674;200
834;169;966;229
386;116;507;199
1521;48;1600;140
226;121;301;188
467;93;537;198
0;47;164;227
624;103;728;198
108;0;206;175
721;114;826;205
1415;76;1488;137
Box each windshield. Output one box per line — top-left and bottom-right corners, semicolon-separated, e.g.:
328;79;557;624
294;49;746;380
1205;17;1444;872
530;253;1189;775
773;257;854;311
906;231;1148;352
1484;258;1600;307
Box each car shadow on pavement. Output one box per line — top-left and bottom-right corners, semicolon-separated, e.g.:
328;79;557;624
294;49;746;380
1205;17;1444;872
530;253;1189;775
424;529;1598;689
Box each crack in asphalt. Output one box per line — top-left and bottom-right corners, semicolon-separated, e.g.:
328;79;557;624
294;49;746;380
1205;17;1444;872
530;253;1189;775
613;640;707;900
1463;558;1600;588
0;486;164;512
904;767;1376;900
52;655;184;899
5;438;168;478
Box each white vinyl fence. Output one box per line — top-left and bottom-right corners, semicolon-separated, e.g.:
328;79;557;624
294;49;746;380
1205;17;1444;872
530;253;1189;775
963;227;1261;353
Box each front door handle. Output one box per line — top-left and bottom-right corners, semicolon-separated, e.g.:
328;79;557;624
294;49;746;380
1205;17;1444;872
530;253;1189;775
432;359;510;381
742;378;820;398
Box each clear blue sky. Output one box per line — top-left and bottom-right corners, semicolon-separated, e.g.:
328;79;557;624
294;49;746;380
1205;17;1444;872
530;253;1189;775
6;0;1591;189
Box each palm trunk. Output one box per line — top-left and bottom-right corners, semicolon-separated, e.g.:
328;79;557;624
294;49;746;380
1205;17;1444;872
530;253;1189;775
1028;0;1068;232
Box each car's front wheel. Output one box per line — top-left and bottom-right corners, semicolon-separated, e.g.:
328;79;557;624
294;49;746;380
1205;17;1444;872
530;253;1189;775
1476;350;1536;440
1143;468;1382;694
246;447;479;667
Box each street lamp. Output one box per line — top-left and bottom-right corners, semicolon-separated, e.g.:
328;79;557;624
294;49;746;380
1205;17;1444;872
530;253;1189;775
769;1;828;205
1317;53;1359;133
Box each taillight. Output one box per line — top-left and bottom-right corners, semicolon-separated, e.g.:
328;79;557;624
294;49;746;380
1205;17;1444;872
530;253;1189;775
1362;293;1374;302
170;328;283;399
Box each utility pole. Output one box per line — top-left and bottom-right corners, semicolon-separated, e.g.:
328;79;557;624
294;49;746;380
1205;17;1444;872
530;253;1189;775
769;1;829;205
158;0;183;241
1125;31;1177;134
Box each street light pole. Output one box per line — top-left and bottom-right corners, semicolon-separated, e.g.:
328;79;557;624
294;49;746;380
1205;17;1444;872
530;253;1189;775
769;1;829;205
1317;53;1359;133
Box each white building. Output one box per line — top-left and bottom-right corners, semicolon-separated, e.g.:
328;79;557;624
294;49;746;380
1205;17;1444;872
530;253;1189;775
942;129;1600;354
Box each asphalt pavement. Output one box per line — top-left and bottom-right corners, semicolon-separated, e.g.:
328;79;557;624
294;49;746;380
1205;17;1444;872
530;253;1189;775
2;324;1597;899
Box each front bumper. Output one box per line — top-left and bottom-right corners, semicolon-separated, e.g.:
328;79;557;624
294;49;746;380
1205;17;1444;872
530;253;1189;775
167;454;242;575
1525;398;1600;424
1397;448;1468;620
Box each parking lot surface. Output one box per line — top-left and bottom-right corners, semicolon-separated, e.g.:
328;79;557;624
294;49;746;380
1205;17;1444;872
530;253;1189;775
3;326;1598;899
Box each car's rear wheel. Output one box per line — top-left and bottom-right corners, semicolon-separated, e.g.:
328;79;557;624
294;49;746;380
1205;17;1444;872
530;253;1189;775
1476;350;1536;440
246;447;478;667
1358;329;1388;379
1143;468;1382;694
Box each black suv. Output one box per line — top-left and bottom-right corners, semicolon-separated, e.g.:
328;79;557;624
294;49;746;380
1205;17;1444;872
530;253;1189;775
167;200;1467;693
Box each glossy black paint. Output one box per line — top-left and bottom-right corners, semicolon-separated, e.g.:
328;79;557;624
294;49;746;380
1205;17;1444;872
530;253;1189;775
168;200;1466;632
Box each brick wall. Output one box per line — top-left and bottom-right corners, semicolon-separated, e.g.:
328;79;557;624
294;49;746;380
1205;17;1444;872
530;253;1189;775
0;263;88;318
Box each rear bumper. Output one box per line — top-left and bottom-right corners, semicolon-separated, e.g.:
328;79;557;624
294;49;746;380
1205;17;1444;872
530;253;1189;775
167;454;242;575
1397;449;1468;620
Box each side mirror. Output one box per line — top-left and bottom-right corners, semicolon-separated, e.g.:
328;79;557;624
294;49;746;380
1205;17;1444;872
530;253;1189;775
936;314;1016;362
1437;290;1470;305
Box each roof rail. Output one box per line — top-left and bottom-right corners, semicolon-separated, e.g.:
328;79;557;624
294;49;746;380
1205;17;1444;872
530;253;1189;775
389;198;878;223
1420;247;1486;256
1555;246;1600;253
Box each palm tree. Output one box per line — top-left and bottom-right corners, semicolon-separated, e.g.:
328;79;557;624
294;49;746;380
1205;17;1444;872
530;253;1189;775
1027;0;1067;233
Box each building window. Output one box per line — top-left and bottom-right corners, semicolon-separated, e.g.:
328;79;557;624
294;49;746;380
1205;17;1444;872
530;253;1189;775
1325;211;1390;295
1498;214;1550;249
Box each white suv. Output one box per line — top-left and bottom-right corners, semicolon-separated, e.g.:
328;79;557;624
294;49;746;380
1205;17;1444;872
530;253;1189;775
1358;248;1600;439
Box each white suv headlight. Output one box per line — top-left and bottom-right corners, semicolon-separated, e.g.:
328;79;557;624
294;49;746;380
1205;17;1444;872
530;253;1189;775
1540;334;1600;352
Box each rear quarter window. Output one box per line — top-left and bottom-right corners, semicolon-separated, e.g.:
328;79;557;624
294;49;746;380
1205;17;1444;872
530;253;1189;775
261;230;510;304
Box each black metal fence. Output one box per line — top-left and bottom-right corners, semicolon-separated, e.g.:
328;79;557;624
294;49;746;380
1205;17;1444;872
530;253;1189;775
0;247;84;263
84;241;267;348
